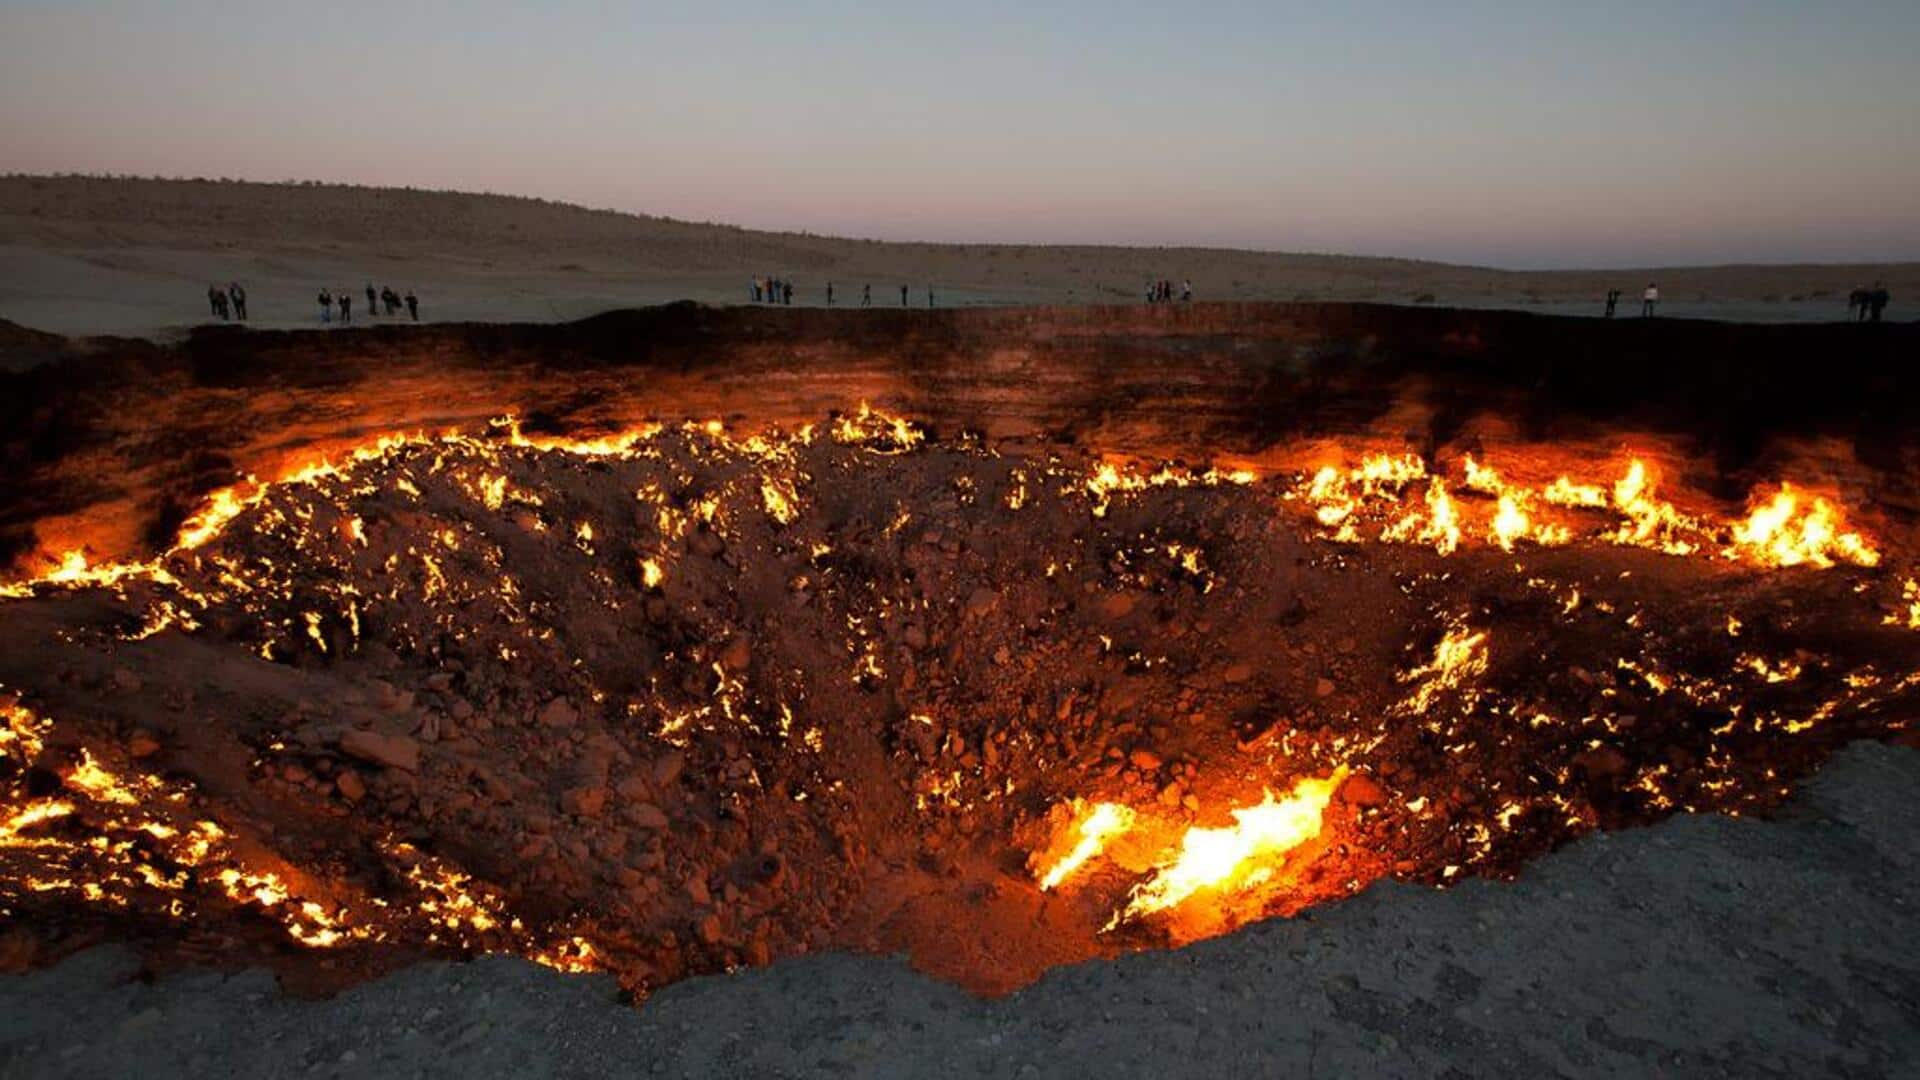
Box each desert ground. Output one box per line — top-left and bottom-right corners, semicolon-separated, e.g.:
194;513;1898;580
0;175;1913;341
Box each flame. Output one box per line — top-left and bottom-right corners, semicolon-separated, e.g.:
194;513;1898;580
1728;485;1879;569
1119;766;1348;922
1036;801;1136;891
1398;625;1489;715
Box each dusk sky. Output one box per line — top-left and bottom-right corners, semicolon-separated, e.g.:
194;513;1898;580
2;0;1916;269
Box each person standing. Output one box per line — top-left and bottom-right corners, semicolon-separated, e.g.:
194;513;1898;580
318;288;333;323
1849;286;1867;321
229;282;247;320
900;284;909;307
207;285;223;319
339;291;352;323
1641;282;1659;318
927;286;935;308
365;282;377;317
405;290;419;321
827;282;835;306
1869;282;1890;323
1604;288;1620;318
783;280;794;305
211;288;230;320
862;284;871;307
750;278;761;303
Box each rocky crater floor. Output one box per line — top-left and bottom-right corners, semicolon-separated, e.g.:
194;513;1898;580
2;740;1916;1078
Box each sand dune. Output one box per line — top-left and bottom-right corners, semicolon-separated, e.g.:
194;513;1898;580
0;175;1911;337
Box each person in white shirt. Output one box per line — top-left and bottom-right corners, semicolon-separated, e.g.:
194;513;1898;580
1641;283;1659;318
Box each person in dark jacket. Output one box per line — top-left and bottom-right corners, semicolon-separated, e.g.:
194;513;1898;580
405;290;419;321
228;282;247;320
319;289;333;323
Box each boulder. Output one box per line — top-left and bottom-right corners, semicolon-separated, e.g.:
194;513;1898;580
338;729;420;773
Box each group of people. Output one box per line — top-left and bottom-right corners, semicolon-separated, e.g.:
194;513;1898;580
750;276;795;305
1144;278;1192;303
316;284;419;324
1849;283;1892;322
1602;284;1662;318
205;281;248;320
750;278;936;308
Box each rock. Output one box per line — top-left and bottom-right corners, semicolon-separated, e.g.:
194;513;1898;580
686;875;711;907
538;698;579;728
111;668;142;694
696;914;723;945
615;774;651;801
126;730;161;758
965;587;998;618
651;752;685;787
629;803;669;829
561;785;607;818
1315;677;1336;698
719;636;753;671
1342;773;1387;807
338;729;420;772
1099;592;1138;619
1129;749;1163;770
335;771;366;802
1575;745;1631;781
1223;662;1254;684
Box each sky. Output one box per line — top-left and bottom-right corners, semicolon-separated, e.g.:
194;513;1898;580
1;1;1917;269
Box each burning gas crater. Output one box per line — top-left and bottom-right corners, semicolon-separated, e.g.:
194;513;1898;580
2;406;1918;996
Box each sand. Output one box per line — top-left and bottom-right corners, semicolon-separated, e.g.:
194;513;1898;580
1;176;1912;339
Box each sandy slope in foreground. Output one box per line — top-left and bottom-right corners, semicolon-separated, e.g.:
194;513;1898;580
1;175;1913;338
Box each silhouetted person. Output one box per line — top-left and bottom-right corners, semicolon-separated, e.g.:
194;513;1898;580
318;289;333;323
900;285;909;307
927;286;935;308
381;286;399;315
1849;287;1868;321
207;286;223;318
339;292;352;323
211;289;230;321
827;282;835;306
1604;288;1620;318
1869;282;1890;323
1181;279;1192;302
405;291;419;321
365;283;377;317
750;278;762;303
1641;282;1659;318
862;284;871;307
228;282;247;321
783;280;793;305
